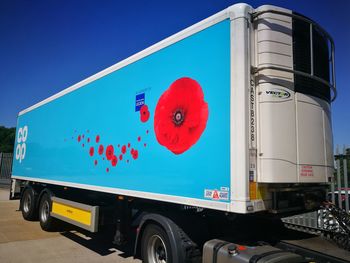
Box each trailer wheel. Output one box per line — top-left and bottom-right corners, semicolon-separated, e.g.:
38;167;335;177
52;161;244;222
39;193;58;231
20;187;38;221
141;224;173;263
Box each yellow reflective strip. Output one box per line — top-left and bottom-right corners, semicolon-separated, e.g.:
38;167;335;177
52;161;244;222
52;201;91;226
257;185;266;200
249;182;257;200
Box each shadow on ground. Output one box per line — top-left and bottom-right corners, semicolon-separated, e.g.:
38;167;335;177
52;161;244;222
59;224;135;258
58;214;315;259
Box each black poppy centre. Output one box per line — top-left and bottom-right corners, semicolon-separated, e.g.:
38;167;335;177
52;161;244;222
173;109;185;126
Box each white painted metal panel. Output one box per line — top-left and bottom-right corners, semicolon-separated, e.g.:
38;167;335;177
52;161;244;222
230;3;254;213
258;86;297;183
255;5;296;183
296;93;330;183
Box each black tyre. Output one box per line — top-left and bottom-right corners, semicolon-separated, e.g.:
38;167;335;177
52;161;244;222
39;193;59;231
141;224;173;263
20;187;38;221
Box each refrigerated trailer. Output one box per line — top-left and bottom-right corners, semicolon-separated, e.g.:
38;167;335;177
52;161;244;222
11;3;336;262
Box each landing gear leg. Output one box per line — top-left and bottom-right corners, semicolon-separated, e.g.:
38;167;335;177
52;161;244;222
113;197;130;246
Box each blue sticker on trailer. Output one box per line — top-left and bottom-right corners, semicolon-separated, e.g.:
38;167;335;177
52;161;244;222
12;20;231;203
135;93;145;112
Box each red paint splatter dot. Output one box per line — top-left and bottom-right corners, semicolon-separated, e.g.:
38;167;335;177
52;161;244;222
77;135;81;142
119;154;123;161
96;135;100;143
87;138;90;143
98;144;104;155
89;147;94;156
106;145;114;160
138;136;141;142
131;148;134;154
132;149;138;160
146;130;149;134
94;160;98;165
82;143;85;147
111;155;118;167
121;145;126;154
106;168;109;172
128;143;130;148
144;143;147;147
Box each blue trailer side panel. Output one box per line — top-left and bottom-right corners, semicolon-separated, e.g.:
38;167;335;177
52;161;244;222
13;20;231;203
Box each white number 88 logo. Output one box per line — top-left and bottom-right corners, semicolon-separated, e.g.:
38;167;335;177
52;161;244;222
16;126;28;163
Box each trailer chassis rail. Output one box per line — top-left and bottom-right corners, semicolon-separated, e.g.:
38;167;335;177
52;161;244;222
276;241;349;263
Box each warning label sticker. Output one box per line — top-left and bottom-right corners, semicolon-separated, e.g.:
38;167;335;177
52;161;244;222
300;165;314;177
204;189;229;201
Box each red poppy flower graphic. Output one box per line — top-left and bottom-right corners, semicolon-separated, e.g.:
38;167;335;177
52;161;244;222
98;145;104;155
106;145;114;160
154;77;209;154
140;105;150;122
111;155;118;167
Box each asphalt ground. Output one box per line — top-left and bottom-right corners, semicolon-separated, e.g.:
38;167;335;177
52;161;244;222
0;188;140;263
1;186;350;263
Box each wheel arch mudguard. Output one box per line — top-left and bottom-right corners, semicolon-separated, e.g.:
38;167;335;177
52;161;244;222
133;213;193;262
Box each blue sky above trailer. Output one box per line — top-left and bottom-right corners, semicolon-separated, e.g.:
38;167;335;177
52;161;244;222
0;0;349;148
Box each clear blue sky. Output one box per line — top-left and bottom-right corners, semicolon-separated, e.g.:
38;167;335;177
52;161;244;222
0;0;349;148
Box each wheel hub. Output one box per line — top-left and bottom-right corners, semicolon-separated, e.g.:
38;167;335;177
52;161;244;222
23;194;31;213
40;200;50;223
147;234;168;263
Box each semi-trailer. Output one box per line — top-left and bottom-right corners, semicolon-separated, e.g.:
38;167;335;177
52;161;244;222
10;3;336;262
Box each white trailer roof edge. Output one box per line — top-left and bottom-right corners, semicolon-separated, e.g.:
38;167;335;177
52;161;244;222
19;3;252;116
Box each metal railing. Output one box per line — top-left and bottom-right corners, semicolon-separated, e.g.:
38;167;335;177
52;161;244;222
333;157;349;212
0;153;13;185
282;150;350;237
